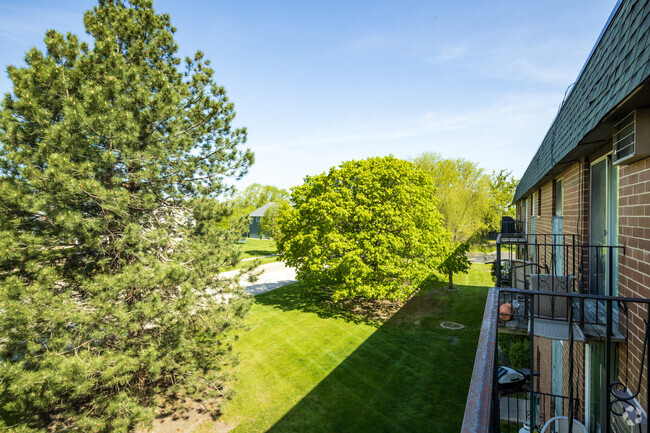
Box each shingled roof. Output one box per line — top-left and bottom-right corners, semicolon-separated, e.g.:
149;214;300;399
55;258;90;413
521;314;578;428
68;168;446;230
250;202;275;217
515;0;650;201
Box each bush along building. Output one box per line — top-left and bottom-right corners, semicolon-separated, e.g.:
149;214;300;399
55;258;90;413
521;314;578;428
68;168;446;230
463;1;650;432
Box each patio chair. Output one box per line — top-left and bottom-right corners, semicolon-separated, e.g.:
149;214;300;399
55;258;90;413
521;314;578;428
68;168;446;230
527;274;578;319
540;416;586;433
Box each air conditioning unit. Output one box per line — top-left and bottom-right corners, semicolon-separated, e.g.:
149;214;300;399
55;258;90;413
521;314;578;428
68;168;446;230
613;108;650;165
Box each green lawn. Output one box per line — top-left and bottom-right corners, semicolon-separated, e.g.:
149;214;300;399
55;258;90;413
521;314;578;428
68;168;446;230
238;238;278;260
469;239;497;254
223;239;279;271
222;264;492;432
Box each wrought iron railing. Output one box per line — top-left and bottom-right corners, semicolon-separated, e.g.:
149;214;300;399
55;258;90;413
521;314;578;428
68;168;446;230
463;288;650;432
499;391;580;433
462;231;650;432
495;233;625;329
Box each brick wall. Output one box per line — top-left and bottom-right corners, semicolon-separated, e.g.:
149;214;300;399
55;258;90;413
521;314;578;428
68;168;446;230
618;156;650;412
562;160;589;242
510;152;650;421
562;160;590;290
514;160;591;423
535;338;553;419
519;161;590;285
562;339;586;423
533;338;586;423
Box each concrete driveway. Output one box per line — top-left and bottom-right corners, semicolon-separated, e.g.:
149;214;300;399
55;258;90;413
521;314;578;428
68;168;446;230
221;261;297;296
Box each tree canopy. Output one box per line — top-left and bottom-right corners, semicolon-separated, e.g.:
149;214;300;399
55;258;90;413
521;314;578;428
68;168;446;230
258;201;289;238
437;242;471;290
412;153;491;242
487;169;518;229
412;152;517;242
232;183;290;210
276;156;451;301
0;1;253;431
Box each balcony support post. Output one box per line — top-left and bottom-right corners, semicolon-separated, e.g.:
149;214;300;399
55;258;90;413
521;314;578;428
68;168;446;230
568;294;575;433
530;291;535;429
496;235;501;288
605;247;613;432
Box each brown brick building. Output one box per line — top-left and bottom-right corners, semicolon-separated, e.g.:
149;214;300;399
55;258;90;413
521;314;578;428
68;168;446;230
510;0;650;431
463;1;650;432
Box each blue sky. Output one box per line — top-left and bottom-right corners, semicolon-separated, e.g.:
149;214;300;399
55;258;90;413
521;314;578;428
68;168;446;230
0;0;618;190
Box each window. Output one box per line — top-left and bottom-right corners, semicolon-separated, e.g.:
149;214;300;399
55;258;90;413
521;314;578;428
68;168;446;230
537;188;542;216
531;193;535;216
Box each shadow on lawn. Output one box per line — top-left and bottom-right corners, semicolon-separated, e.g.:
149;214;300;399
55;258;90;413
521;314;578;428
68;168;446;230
253;276;447;326
242;250;277;257
255;280;488;433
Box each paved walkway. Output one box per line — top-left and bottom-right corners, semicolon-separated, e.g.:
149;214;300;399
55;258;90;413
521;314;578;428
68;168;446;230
220;261;297;295
467;251;497;263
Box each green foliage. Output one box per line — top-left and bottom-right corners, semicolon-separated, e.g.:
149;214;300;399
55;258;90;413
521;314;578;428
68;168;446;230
498;333;522;355
499;334;530;369
0;1;253;431
223;264;493;432
509;340;531;370
218;203;254;236
412;153;492;243
233;184;290;210
412;154;519;242
225;184;289;237
487;169;519;231
490;261;499;283
490;260;512;285
276;156;451;301
437;242;471;289
258;201;289;238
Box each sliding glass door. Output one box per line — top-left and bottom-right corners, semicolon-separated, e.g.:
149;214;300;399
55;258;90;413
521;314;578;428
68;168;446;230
589;155;618;296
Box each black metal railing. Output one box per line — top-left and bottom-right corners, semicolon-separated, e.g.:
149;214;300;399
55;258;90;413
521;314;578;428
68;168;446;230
462;288;500;432
463;288;650;432
499;391;580;433
495;233;626;329
462;229;650;432
500;217;525;237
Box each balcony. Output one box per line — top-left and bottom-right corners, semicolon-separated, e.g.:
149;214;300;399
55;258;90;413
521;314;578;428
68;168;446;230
496;233;626;342
462;229;650;433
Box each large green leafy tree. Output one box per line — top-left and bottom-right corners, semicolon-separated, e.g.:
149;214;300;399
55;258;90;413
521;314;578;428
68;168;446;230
412;152;492;242
258;200;289;238
436;242;471;290
488;169;518;230
276;156;451;301
0;1;253;432
232;183;289;210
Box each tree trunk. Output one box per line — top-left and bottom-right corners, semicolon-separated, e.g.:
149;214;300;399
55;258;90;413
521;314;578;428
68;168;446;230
448;272;453;289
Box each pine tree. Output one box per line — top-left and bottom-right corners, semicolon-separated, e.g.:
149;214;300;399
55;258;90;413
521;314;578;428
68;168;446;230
0;1;254;431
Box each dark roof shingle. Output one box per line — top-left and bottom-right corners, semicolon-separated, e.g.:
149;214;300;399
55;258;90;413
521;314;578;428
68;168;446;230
515;0;650;201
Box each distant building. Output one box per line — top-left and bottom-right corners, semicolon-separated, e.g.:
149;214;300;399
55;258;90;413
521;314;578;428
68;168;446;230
249;202;275;238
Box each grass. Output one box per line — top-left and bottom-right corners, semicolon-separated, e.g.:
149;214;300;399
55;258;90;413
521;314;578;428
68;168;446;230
469;239;497;254
221;264;492;432
223;239;279;271
238;238;278;260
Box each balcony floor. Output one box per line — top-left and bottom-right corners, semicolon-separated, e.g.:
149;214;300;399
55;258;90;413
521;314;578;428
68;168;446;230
499;295;625;342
